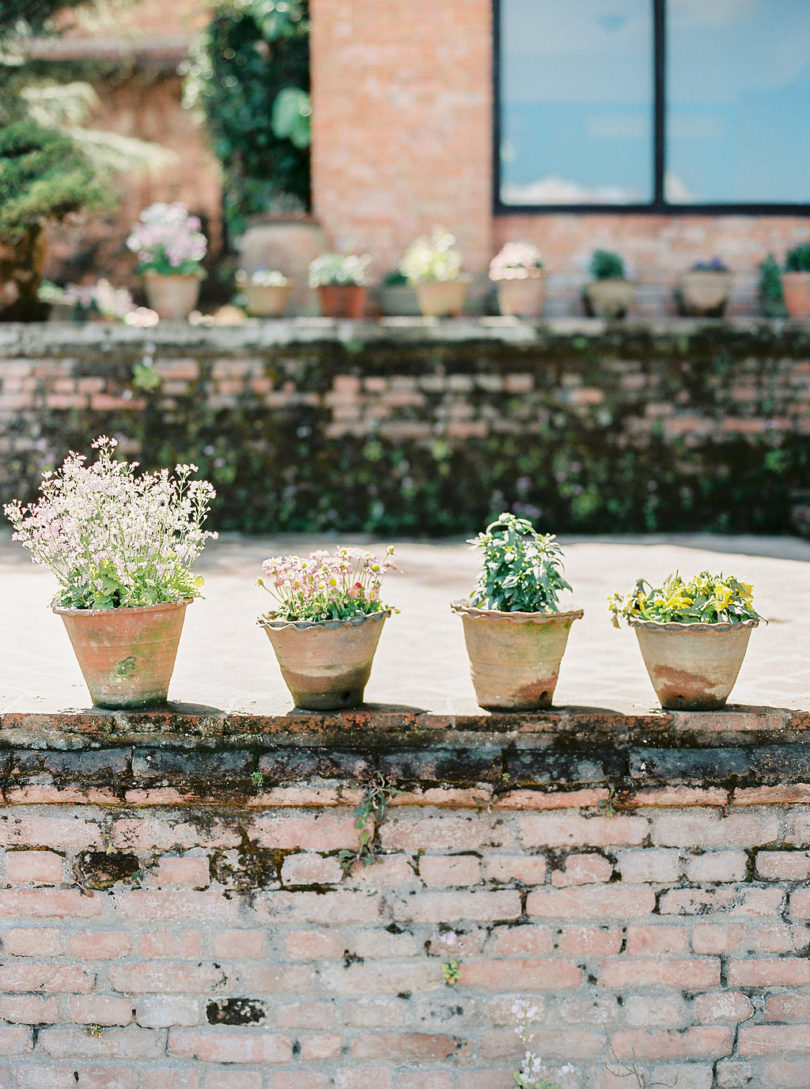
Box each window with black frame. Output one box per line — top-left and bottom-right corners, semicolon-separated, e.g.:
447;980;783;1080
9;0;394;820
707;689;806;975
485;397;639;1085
495;0;810;213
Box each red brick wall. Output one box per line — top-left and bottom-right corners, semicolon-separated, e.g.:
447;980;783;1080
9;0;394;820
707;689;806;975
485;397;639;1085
2;717;810;1088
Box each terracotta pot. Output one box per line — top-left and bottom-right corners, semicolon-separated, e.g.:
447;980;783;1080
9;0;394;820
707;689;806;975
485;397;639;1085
53;600;190;709
143;272;201;320
414;278;469;318
317;284;367;318
678;270;732;316
583;279;635;319
494;272;547;318
243;282;292;317
451;601;583;711
260;610;390;710
630;619;758;710
780;271;810;319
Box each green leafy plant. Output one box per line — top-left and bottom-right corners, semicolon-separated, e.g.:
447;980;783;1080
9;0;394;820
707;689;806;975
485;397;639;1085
399;227;463;283
785;242;810;273
308;252;372;288
4;436;217;610
183;0;310;237
608;570;762;628
339;772;402;871
758;254;787;317
467;512;571;614
441;960;461;985
589;249;626;280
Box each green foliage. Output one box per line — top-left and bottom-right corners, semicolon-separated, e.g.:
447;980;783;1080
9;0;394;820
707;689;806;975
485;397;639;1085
785;242;810;273
589;249;626;280
758;254;787;317
608;571;762;628
0;0;97;41
0;119;106;240
339;773;401;871
467;512;571;614
441;960;461;984
184;0;310;237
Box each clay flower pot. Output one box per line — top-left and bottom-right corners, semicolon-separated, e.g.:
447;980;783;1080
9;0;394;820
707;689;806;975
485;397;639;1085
451;601;583;711
780;271;810;319
143;272;201;320
678;270;733;316
584;279;635;319
414;278;470;318
317;284;367;318
629;619;759;710
494;272;547;318
260;610;390;710
243;281;292;317
53;600;191;709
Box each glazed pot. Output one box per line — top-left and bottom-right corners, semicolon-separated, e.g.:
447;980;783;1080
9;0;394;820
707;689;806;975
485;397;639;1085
678;270;732;316
451;601;583;711
260;610;390;710
53;600;191;709
780;271;810;319
630;619;758;710
494;272;547;318
243;281;292;318
414;278;470;318
317;284;367;318
584;278;635;319
143;272;201;320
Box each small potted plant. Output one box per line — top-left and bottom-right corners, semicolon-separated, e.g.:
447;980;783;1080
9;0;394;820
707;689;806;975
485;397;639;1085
236;268;292;317
377;268;421;316
677;257;733;317
258;545;397;710
608;571;762;710
489;240;546;318
4;437;216;709
451;512;583;712
583;248;635;319
308;252;372;318
126;202;208;320
399;227;469;317
781;242;810;319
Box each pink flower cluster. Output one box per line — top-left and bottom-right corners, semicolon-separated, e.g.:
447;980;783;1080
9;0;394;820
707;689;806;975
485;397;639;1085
259;546;397;622
126;203;207;277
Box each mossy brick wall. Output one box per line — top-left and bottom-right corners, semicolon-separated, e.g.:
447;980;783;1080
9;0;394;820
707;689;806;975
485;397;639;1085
1;321;809;535
2;709;810;1086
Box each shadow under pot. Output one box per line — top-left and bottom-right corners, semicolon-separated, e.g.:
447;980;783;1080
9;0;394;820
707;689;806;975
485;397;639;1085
259;610;390;710
451;601;583;711
53;600;191;709
629;618;759;710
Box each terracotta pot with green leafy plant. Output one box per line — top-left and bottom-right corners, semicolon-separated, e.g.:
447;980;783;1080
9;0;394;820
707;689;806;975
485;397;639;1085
258;545;397;710
400;227;469;317
309;252;371;318
677;257;732;317
4;437;217;709
781;242;810;319
489;240;546;317
584;248;635;319
451;513;583;711
127;202;208;320
608;571;762;710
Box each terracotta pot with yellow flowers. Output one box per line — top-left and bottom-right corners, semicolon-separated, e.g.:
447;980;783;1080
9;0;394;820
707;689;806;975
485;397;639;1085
608;571;762;710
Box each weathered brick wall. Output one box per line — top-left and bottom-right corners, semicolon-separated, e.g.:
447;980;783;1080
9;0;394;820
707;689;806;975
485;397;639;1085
1;710;810;1087
1;322;809;536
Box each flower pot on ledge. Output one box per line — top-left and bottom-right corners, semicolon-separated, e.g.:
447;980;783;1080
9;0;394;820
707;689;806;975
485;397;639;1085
781;271;810;319
143;272;201;321
678;270;733;317
414;277;470;318
493;272;547;318
317;284;368;319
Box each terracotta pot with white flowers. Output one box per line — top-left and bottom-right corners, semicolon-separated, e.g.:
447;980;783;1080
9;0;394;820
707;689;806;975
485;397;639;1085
489;241;546;318
309;252;372;318
400;227;469;317
127;202;208;320
4;437;216;708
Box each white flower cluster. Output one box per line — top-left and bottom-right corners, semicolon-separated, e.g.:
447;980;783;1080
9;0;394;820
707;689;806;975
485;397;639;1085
399;227;463;283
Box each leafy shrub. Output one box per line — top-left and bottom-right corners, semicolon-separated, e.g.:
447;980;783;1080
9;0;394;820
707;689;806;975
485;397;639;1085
467;512;571;613
785;242;810;273
589;249;626;280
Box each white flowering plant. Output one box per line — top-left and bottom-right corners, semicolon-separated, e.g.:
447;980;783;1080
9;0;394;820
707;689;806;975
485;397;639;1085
308;253;372;288
399;227;463;283
489;241;544;281
4;437;217;610
126;202;208;278
236;268;290;287
258;546;397;623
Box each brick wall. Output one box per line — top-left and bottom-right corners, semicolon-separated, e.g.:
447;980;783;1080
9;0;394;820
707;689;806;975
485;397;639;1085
1;710;810;1087
1;321;809;536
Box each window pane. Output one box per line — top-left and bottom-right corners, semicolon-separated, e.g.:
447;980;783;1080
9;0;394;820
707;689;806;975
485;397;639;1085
499;0;654;206
667;0;810;204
